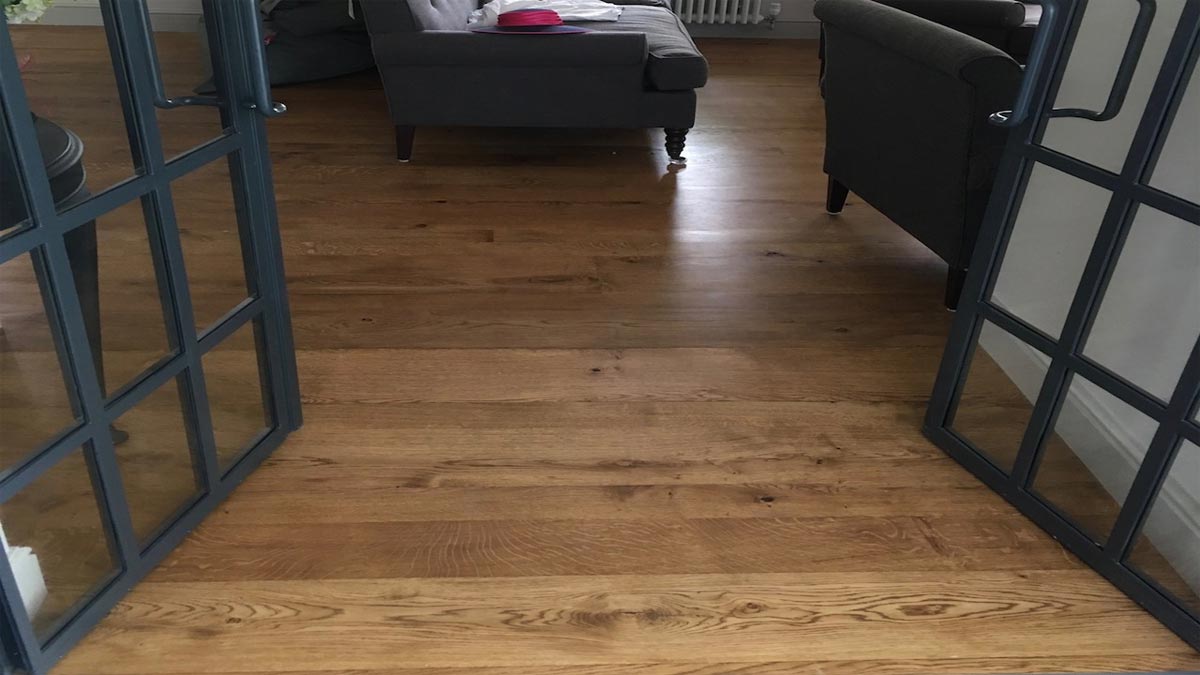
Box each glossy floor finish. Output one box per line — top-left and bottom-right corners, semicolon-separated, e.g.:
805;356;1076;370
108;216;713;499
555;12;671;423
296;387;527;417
5;27;1199;674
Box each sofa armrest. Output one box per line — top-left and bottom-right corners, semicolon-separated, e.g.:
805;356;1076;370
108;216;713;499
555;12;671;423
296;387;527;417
814;0;1019;81
873;0;1029;28
370;30;649;68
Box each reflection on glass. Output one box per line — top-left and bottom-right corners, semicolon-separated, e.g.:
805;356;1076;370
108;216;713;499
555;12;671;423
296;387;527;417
204;320;274;470
0;448;117;642
94;200;174;396
951;321;1044;472
1085;207;1200;401
172;159;252;332
1033;375;1158;544
10;24;139;200
0;107;31;239
991;164;1111;338
1130;439;1200;614
151;19;227;158
1150;56;1199;204
0;254;79;470
1042;0;1189;173
112;379;201;545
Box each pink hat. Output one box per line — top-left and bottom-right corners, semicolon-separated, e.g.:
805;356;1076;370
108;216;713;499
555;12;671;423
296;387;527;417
470;9;591;34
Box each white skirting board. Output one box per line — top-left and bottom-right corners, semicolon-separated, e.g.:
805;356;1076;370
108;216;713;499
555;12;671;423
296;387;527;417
686;20;819;38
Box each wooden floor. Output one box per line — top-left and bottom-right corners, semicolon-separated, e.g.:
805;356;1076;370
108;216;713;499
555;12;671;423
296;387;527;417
4;26;1199;674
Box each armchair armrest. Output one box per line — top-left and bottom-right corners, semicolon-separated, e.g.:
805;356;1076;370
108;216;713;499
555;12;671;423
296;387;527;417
814;0;1019;82
873;0;1029;28
370;30;649;68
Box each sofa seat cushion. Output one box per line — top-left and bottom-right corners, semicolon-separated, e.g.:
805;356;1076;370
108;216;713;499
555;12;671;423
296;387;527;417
574;6;708;90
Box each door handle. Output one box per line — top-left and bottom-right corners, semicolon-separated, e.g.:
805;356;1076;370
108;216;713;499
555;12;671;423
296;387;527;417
991;0;1157;128
131;0;221;109
1049;0;1156;122
238;0;287;117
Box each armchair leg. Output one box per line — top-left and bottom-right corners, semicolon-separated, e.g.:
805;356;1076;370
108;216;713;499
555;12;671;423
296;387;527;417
395;125;415;162
826;176;849;214
664;128;689;165
945;265;968;311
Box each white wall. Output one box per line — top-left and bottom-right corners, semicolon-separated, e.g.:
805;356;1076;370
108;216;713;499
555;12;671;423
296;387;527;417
984;0;1200;594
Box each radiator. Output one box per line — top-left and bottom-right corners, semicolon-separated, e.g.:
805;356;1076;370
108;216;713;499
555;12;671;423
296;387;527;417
671;0;763;24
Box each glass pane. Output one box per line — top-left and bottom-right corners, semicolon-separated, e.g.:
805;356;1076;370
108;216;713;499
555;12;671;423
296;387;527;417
991;163;1111;338
0;110;30;239
90;200;174;396
204;319;274;470
951;321;1046;472
1130;439;1200;615
9;23;140;202
0;253;78;469
1085;206;1200;401
151;15;227;158
0;448;117;642
111;379;201;545
1149;56;1199;204
1033;375;1158;543
1042;0;1189;173
172;158;252;332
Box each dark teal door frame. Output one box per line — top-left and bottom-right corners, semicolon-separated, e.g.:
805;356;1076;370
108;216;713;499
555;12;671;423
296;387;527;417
925;0;1200;651
0;2;301;671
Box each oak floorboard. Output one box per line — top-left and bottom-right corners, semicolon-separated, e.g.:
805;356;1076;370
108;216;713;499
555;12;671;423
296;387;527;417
56;574;1195;674
2;27;1194;673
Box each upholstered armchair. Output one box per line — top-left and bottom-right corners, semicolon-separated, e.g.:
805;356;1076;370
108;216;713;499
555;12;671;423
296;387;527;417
815;0;1025;308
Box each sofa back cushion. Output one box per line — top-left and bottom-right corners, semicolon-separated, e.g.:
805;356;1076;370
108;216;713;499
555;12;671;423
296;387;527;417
360;0;477;32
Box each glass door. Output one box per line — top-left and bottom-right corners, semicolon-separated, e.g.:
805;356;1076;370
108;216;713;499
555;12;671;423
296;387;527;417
926;0;1199;650
0;1;301;671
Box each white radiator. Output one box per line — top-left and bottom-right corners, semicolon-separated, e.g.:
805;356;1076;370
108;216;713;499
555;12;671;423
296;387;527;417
671;0;763;24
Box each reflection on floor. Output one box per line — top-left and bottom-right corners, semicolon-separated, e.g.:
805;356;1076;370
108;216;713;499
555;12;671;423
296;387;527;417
1;24;1198;675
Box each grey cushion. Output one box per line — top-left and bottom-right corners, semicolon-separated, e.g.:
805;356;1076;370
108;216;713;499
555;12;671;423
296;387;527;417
574;6;707;91
360;0;477;32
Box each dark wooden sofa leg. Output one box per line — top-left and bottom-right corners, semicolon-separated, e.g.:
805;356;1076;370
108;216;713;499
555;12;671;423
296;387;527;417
664;128;688;164
826;176;849;214
395;125;415;162
945;265;968;311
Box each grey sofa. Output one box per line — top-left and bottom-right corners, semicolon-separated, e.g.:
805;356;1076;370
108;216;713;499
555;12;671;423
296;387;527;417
358;0;708;162
815;0;1024;309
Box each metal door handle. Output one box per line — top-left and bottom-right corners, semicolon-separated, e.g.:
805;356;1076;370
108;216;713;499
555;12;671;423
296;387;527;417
238;0;287;117
991;0;1157;128
1049;0;1156;122
131;0;221;109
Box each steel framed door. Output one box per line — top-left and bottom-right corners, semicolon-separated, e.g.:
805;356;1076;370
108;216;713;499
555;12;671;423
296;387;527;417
0;2;300;671
925;0;1199;650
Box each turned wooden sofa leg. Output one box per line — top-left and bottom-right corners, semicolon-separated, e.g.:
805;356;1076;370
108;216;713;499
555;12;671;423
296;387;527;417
395;125;415;162
826;176;849;214
945;265;968;311
664;128;689;165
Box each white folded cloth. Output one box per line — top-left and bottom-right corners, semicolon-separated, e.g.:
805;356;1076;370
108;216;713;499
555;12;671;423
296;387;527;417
469;0;624;26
